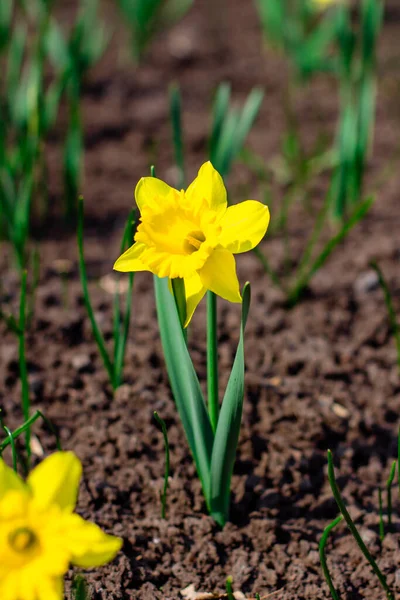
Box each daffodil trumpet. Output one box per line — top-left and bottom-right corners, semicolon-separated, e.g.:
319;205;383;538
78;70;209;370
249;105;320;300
0;452;122;600
115;162;269;525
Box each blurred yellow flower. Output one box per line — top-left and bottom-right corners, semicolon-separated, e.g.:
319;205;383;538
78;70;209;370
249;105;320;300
114;161;270;326
312;0;343;9
0;452;122;600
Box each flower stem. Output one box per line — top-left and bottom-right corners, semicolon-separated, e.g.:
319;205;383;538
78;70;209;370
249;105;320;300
207;291;219;433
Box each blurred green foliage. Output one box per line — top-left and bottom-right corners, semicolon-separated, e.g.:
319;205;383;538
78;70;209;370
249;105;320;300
0;0;193;269
116;0;193;60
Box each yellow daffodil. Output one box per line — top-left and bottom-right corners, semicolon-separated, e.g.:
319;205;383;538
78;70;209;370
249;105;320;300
0;452;122;600
114;161;270;326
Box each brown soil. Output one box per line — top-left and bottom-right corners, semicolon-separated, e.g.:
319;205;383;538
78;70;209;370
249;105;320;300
1;1;400;599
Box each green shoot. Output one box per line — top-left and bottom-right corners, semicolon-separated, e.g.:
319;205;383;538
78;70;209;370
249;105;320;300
72;574;91;600
371;261;400;377
2;424;18;472
327;450;394;600
226;576;235;600
77;197;135;391
0;271;32;462
398;427;400;500
378;488;384;542
319;515;343;600
0;410;61;455
153;412;170;519
115;0;193;61
210;85;264;179
386;461;396;529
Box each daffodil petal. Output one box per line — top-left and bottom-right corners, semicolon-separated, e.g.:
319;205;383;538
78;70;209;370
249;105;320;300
219;201;270;253
114;241;147;272
199;248;241;303
135;177;176;212
36;577;63;600
185;162;227;216
27;452;82;511
183;273;207;327
0;459;27;495
63;514;122;568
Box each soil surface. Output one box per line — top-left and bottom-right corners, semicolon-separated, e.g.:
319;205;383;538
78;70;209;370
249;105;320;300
1;1;400;599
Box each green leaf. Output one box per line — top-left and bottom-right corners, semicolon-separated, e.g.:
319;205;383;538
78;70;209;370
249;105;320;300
209;283;251;526
154;275;214;500
209;83;231;166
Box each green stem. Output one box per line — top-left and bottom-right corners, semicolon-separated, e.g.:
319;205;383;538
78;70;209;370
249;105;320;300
386;461;396;528
2;425;17;471
327;450;394;600
398;426;400;501
0;411;40;453
319;515;343;600
77;197;115;387
207;291;219;433
154;411;170;519
378;488;385;541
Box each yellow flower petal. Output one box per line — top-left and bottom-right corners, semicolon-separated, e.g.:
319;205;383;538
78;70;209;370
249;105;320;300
113;241;147;272
36;576;63;600
27;452;82;512
1;571;63;600
199;247;241;303
218;201;270;253
135;176;176;212
183;273;207;327
0;459;26;496
185;162;227;217
63;514;122;568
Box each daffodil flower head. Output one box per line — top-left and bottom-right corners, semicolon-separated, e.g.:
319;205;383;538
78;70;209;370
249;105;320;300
0;452;122;600
114;162;270;326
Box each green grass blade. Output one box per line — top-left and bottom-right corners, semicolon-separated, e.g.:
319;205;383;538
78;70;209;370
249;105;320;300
386;460;396;528
209;83;231;166
378;488;385;541
72;574;91;600
327;450;394;600
371;261;400;377
231;87;264;162
154;275;214;502
0;413;40;453
289;196;373;305
2;425;18;471
114;211;136;385
319;515;343;600
77;197;115;387
209;283;251;526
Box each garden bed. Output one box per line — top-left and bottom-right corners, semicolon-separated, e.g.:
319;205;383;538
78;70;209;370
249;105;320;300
1;0;400;598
